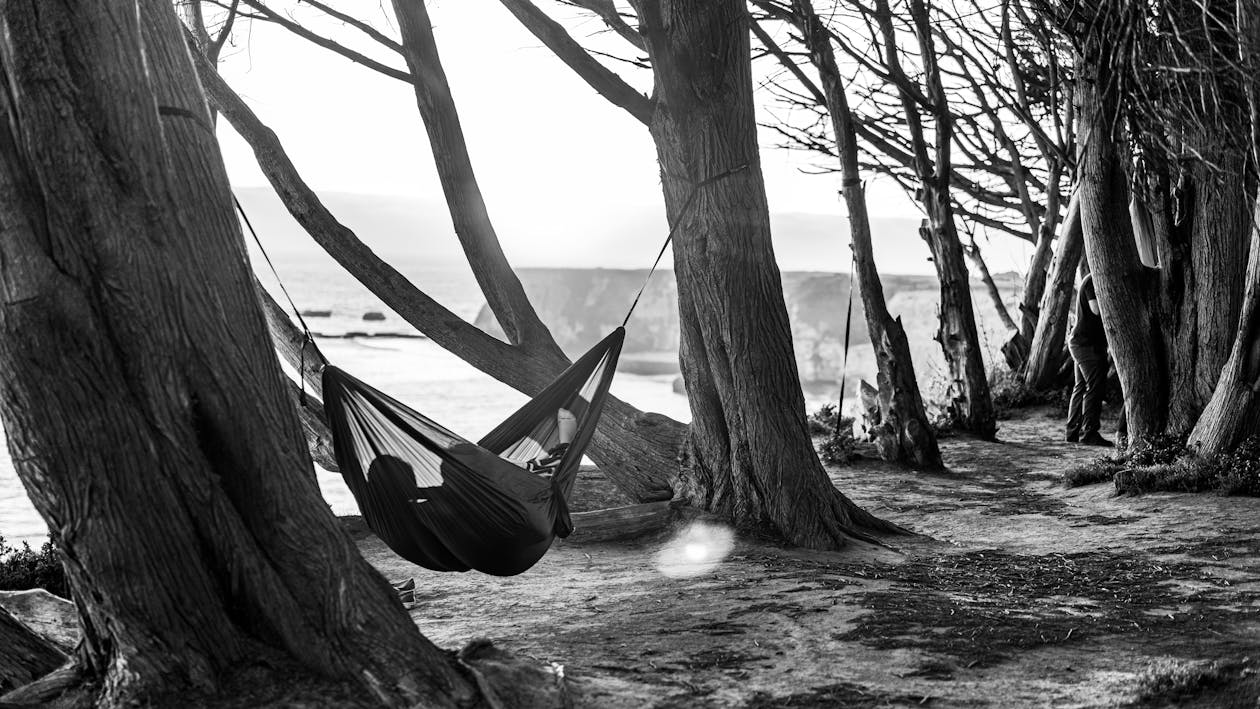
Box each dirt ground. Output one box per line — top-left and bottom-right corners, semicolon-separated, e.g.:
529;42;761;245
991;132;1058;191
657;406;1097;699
356;407;1260;708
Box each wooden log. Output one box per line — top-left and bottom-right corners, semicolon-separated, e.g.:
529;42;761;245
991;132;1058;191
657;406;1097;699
564;501;675;543
0;607;64;695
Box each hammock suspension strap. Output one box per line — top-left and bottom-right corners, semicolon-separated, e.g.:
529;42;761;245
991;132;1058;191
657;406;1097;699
233;195;322;405
621;163;750;327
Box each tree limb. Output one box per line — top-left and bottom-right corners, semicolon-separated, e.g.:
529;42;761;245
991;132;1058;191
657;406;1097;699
494;0;654;125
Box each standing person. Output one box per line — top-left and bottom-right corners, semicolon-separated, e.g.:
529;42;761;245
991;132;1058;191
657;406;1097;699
1065;273;1114;446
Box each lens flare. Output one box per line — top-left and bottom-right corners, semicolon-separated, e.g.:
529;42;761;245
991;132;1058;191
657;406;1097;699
654;521;734;578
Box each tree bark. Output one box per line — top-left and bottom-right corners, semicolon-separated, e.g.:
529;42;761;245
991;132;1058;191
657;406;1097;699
637;0;899;547
1075;47;1168;442
1188;7;1260;454
0;607;64;695
787;0;940;468
0;1;483;704
1166;151;1253;432
924;211;997;439
1189;198;1260;455
194;45;678;504
873;0;996;439
1017;197;1058;342
1024;191;1082;389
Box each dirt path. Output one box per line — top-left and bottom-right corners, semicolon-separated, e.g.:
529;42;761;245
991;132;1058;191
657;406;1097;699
357;408;1260;708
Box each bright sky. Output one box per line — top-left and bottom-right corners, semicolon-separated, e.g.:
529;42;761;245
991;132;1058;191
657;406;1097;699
213;1;1033;275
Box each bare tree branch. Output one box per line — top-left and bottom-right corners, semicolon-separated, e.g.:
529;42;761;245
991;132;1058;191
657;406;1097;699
496;0;654;125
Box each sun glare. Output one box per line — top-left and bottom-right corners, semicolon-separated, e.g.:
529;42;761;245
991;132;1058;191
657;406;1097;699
654;521;735;578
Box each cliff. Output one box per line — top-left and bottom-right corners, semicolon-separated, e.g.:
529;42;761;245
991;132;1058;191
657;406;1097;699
475;269;1021;385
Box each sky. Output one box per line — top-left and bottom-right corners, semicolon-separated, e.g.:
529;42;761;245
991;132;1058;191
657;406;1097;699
212;0;1035;276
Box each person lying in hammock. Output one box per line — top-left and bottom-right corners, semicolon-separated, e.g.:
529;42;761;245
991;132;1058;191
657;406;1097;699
526;408;576;477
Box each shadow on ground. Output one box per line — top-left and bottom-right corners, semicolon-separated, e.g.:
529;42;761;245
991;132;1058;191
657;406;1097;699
355;406;1260;708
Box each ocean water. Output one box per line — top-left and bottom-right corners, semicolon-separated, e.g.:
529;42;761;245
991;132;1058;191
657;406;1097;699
0;261;835;545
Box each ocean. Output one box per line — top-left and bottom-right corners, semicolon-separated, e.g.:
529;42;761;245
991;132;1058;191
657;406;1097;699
0;259;838;546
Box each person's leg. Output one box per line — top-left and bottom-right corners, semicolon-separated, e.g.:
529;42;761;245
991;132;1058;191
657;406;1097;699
556;408;576;445
1078;346;1112;445
1066;347;1087;442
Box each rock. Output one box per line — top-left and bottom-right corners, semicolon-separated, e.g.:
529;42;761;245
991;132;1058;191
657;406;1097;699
671;376;686;395
362;311;386;321
300;309;332;318
0;589;78;652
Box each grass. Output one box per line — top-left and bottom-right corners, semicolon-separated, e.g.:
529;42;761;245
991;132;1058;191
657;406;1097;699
1129;658;1249;706
0;534;67;598
1063;433;1260;497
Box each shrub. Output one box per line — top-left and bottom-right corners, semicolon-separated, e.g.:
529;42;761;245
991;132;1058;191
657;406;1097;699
809;404;859;464
1125;432;1188;467
819;428;859;465
1064;433;1188;490
1216;434;1260;496
1086;432;1260;497
1132;659;1237;704
807;403;842;437
0;534;68;598
1062;456;1125;487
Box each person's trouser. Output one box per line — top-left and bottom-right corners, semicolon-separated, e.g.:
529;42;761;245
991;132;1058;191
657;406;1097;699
1066;342;1106;438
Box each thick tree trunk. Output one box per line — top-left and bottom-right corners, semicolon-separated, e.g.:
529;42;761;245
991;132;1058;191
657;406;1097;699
789;0;941;469
194;47;678;503
0;1;483;704
0;608;64;694
1167;151;1253;432
1189;200;1260;455
637;0;899;547
1190;11;1260;453
1075;48;1168;442
1025;191;1082;389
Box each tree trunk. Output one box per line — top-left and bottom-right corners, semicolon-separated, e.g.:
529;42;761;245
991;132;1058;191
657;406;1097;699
637;0;899;548
194;46;679;504
1017;193;1059;343
0;607;64;695
923;209;997;439
1165;151;1253;432
963;235;1018;334
874;0;995;439
389;0;558;352
1189;9;1260;454
789;0;940;469
0;1;484;704
1189;198;1260;455
1024;191;1082;389
1075;47;1168;442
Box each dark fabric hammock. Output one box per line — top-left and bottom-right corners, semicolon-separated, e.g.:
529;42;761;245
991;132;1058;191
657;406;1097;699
322;327;625;576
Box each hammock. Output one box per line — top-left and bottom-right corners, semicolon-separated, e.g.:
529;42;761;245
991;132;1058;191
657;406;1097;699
322;328;624;576
234;164;740;577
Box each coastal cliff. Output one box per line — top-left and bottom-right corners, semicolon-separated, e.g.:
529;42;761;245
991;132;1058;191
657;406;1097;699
475;269;1021;385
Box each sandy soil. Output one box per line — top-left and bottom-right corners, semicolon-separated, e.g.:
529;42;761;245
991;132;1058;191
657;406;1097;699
355;407;1260;708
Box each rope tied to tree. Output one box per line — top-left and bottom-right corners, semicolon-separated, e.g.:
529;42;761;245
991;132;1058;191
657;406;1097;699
836;253;856;436
622;163;750;327
233;196;324;406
